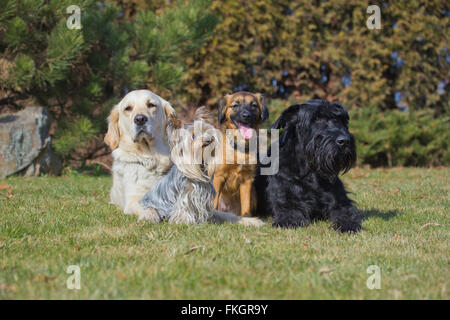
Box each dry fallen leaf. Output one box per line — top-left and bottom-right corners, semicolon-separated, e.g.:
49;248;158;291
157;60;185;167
0;283;16;292
350;172;368;178
202;279;214;286
32;275;57;283
302;242;317;251
185;245;205;255
116;272;127;280
418;222;440;230
319;267;333;275
0;183;13;199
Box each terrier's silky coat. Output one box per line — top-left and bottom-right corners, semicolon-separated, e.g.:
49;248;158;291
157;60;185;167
140;108;264;226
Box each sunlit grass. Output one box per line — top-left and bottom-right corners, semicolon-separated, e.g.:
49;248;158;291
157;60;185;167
0;167;448;299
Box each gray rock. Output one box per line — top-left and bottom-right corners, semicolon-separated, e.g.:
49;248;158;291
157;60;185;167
0;107;61;178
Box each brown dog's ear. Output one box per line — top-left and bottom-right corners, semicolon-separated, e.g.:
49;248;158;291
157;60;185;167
104;105;120;150
256;93;269;122
218;94;231;124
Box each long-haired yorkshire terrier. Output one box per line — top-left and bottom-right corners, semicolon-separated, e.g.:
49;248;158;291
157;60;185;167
139;107;264;226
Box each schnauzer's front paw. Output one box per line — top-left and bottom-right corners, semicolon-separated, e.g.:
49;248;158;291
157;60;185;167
332;222;361;233
138;207;161;223
238;217;265;227
273;216;310;229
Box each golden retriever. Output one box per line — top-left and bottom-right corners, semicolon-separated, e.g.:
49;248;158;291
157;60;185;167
104;90;175;222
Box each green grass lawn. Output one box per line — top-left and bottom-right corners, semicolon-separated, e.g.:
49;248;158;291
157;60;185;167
0;167;448;299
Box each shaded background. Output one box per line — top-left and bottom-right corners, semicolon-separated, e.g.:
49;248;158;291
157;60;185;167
0;0;448;173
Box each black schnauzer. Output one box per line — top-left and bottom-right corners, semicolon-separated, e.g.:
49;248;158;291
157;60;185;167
255;100;362;232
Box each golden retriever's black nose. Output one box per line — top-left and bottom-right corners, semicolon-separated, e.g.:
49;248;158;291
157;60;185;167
134;114;148;126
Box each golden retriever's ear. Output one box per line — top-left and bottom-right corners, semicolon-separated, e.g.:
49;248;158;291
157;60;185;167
218;94;231;124
104;105;120;150
162;99;176;120
256;93;269;122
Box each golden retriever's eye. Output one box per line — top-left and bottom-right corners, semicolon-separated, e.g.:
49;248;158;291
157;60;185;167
125;106;132;112
147;101;156;108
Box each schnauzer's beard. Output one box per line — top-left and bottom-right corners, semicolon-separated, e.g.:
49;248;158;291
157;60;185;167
304;133;356;178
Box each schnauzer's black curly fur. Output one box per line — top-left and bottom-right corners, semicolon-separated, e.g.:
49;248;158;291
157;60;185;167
255;100;362;232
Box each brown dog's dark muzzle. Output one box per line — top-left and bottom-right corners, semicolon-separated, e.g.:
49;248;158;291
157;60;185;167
232;109;257;126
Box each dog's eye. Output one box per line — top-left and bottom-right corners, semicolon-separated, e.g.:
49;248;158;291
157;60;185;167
147;102;156;108
231;103;239;109
251;102;258;109
125;106;132;111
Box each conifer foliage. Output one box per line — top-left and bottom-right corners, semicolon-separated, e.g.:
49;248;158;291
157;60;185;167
0;0;448;167
0;0;217;162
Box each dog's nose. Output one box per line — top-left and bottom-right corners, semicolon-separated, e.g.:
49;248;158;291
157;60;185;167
336;135;350;146
134;114;148;126
241;110;251;120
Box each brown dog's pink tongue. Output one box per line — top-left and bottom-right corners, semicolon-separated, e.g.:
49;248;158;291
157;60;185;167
237;124;253;139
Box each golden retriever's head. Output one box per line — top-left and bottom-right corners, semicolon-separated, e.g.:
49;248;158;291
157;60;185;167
104;90;176;150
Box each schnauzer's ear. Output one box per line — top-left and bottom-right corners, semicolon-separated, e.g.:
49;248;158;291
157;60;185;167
256;93;269;122
270;104;301;130
271;104;303;147
218;94;230;124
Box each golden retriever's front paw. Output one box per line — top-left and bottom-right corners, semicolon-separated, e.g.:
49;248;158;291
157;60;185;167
137;207;161;223
238;217;265;227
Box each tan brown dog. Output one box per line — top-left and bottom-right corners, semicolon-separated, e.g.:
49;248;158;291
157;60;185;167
213;91;268;216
